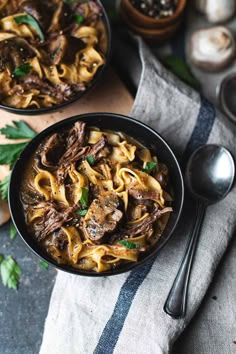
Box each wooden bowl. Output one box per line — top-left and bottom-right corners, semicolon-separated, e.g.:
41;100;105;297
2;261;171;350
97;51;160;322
120;0;187;30
120;5;183;42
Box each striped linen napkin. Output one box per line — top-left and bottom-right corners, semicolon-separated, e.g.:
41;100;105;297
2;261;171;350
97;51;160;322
39;37;236;354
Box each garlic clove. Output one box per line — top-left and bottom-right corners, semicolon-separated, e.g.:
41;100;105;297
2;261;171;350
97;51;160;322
0;199;10;226
189;26;236;72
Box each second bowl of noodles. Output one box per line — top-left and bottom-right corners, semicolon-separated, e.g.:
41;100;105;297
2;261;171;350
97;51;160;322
0;0;111;114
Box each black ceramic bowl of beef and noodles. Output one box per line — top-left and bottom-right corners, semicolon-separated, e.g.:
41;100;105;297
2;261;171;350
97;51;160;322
9;113;184;276
0;0;111;115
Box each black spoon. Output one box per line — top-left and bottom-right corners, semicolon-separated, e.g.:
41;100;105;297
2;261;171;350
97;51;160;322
164;144;235;319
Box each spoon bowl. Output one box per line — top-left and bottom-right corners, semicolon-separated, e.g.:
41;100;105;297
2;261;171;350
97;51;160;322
164;144;235;319
185;144;235;205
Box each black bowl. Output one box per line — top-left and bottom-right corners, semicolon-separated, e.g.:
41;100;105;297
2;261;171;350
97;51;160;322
9;113;184;276
0;1;111;116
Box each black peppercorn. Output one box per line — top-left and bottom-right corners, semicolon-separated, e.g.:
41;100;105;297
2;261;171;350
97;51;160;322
131;0;178;19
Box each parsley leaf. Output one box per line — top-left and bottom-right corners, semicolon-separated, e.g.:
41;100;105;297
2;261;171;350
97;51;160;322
80;188;88;209
143;161;157;172
77;209;87;216
119;240;141;249
72;14;84;24
0;255;21;289
10;222;17;240
39;260;49;270
0;120;36;139
0;255;3;264
13;62;32;77
162;55;200;90
0;175;10;200
86;155;95;165
14;14;45;42
0;142;28;169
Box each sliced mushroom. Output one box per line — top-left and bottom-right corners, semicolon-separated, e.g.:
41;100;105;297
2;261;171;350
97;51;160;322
189;26;236;71
48;1;72;33
84;192;123;243
0;36;36;71
48;35;85;65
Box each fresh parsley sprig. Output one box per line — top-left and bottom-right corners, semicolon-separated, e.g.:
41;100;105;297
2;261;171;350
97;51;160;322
119;240;141;249
86;155;95;165
0;120;36;139
13;62;32;77
80;187;89;209
72;14;84;24
0;121;38;290
162;55;200;90
10;222;17;241
77;209;87;216
0;142;28;169
0;121;36;191
0;255;21;290
142;161;157;173
0;175;10;200
14;14;45;42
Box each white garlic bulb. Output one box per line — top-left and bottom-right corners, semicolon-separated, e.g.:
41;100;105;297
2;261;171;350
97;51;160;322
189;26;236;71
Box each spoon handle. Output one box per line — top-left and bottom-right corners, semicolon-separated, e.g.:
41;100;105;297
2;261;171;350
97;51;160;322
163;203;206;319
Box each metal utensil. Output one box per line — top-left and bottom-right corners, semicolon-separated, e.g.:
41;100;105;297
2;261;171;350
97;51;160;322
164;144;235;319
218;73;236;124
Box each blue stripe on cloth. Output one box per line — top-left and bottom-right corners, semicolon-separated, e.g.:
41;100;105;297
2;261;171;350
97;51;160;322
182;96;216;166
93;96;216;354
93;258;154;354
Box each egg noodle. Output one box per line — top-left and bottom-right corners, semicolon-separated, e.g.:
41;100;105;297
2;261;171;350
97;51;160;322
21;122;173;272
0;0;106;108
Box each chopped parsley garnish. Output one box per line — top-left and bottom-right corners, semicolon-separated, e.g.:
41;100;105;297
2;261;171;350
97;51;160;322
86;155;95;165
14;14;45;42
119;240;141;249
72;14;84;24
77;209;87;216
80;188;88;209
0;255;21;289
143;161;158;172
10;222;17;240
13;62;32;77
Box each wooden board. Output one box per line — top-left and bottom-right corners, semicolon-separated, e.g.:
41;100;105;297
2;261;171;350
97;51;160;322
0;67;134;179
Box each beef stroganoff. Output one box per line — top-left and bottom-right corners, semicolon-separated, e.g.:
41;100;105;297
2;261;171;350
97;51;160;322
0;0;107;108
20;121;173;272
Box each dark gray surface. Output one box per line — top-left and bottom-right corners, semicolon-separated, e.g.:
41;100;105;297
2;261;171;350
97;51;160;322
0;221;56;354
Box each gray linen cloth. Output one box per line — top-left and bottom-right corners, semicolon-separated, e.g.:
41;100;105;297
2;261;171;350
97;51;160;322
39;37;236;354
